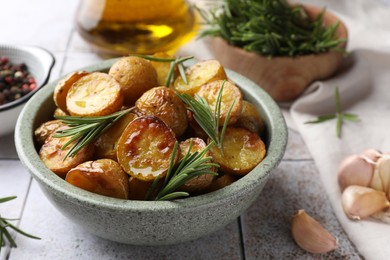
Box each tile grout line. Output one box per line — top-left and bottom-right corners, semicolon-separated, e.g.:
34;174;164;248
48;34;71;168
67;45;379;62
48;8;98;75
58;27;75;77
237;217;246;260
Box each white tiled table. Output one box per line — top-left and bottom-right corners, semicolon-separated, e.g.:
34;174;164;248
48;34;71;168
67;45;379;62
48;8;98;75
1;1;362;259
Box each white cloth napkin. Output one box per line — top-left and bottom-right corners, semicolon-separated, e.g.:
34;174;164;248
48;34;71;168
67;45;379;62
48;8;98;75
290;49;390;260
285;1;390;259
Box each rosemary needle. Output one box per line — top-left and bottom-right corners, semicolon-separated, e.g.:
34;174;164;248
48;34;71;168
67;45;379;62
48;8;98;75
54;107;135;159
177;80;234;151
305;87;360;138
146;140;219;201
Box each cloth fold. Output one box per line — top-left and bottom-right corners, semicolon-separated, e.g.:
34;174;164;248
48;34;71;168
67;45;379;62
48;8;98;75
290;49;390;260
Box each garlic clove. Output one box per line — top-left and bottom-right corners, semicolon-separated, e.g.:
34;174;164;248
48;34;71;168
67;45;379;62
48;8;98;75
361;149;382;163
337;154;374;191
370;156;390;197
291;209;337;254
342;185;390;220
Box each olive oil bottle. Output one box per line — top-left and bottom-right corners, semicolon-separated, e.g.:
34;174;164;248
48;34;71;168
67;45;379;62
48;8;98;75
75;0;197;55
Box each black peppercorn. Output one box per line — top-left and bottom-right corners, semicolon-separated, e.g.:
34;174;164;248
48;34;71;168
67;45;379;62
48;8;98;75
0;56;36;106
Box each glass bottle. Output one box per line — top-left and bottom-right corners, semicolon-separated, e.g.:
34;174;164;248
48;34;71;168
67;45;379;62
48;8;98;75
75;0;198;55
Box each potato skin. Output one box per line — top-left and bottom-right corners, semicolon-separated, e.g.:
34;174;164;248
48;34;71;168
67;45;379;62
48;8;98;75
39;127;94;178
109;56;158;106
53;71;89;113
94;112;138;161
206;174;236;192
195;80;243;126
116;115;178;182
65;159;130;199
173;59;227;95
178;138;216;193
34;120;65;146
135;86;188;137
66;72;123;116
209;127;266;176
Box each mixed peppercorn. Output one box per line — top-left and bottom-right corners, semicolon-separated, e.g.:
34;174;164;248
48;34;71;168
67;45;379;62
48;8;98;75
0;56;36;106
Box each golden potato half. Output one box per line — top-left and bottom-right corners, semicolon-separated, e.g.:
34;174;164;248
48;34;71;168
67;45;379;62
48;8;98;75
135;86;188;137
235;100;266;135
109;56;158;106
178;138;216;193
150;52;178;86
117;115;178;182
34;120;65;146
210;127;266;176
65;159;130;199
173;59;227;95
53;71;89;113
66;72;123;116
195;80;243;126
39;127;94;178
94;112;138;161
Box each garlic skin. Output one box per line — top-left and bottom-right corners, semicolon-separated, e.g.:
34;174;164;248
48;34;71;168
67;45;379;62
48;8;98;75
361;149;382;163
291;209;337;254
341;185;390;220
337;154;375;191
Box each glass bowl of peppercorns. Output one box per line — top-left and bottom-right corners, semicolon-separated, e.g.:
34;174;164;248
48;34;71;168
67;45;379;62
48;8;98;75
0;44;54;135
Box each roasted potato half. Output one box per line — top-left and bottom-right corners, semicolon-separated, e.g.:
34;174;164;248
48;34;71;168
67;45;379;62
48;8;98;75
173;59;227;95
66;72;123;117
34;120;65;146
209;127;266;176
109;56;158;106
235;100;266;135
94;112;138;161
135;86;188;137
65;159;130;199
195;80;243;126
39;127;94;178
150;52;178;86
178;138;217;193
117;115;178;182
53;71;89;113
53;107;68;117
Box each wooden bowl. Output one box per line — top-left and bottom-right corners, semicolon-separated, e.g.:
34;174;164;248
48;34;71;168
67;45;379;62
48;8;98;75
208;5;348;102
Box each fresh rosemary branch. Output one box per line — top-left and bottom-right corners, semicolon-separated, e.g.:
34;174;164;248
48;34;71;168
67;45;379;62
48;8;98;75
146;141;219;201
177;81;234;151
135;55;194;86
0;196;40;252
54;107;134;159
197;0;346;57
305;87;360;138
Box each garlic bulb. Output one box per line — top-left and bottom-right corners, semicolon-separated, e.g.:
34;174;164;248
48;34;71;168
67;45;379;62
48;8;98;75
341;185;390;220
291;209;337;254
337;154;375;191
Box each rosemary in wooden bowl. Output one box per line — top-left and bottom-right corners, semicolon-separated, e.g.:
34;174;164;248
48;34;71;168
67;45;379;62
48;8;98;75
198;0;346;57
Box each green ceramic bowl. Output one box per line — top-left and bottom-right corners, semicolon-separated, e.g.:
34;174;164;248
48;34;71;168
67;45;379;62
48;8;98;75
15;59;287;245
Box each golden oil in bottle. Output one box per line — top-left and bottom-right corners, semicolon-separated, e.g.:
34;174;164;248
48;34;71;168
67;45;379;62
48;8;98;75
75;0;198;55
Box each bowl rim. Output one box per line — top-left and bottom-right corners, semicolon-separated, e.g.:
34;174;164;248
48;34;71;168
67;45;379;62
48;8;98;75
0;44;55;112
15;58;287;213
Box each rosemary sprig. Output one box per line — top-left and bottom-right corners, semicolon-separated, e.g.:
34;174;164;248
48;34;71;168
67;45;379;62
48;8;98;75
0;196;40;253
54;107;134;159
197;0;346;57
177;81;234;151
135;55;194;86
146;141;219;201
305;87;360;138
